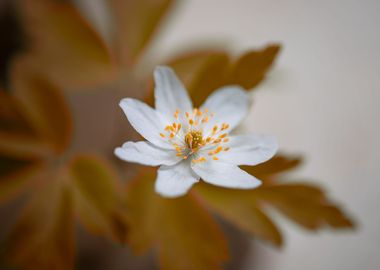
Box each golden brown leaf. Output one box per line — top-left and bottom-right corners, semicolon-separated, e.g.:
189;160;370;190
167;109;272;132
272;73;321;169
5;173;75;270
110;0;174;65
0;89;51;159
18;0;116;88
195;183;283;246
69;155;128;243
0;155;42;204
230;45;281;89
167;50;230;107
242;153;302;182
253;183;355;230
149;44;281;106
126;170;228;270
195;180;354;247
9;60;73;155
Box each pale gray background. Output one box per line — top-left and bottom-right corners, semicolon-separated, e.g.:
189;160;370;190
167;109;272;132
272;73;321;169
76;0;380;269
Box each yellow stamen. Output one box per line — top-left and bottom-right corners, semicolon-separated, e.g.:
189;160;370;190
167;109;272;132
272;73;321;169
159;133;165;138
224;147;230;151
223;138;229;143
213;157;219;160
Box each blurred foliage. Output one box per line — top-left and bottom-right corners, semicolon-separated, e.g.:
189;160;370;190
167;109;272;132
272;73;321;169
0;0;354;270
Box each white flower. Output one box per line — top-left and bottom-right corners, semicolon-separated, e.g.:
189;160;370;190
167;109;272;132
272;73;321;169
115;66;278;198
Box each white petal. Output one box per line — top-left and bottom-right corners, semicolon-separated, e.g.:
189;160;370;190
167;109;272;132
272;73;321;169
119;98;171;149
192;160;261;189
219;134;278;166
114;141;181;166
154;66;193;116
155;161;199;198
201;86;249;134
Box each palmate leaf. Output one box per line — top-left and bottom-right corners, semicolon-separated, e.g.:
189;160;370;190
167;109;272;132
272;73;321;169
0;65;128;268
126;154;354;270
3;155;128;270
126;170;228;270
164;44;281;106
17;0;117;88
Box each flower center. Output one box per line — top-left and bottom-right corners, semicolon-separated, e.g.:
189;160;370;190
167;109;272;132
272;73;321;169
185;130;203;150
159;108;231;163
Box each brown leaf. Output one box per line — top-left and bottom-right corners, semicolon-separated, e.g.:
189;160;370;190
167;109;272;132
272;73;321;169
126;170;228;270
167;50;230;107
253;183;355;230
9;60;73;155
230;45;281;89
0;154;42;204
241;153;302;182
109;0;174;65
195;183;283;247
69;155;128;243
18;0;116;88
5;174;75;270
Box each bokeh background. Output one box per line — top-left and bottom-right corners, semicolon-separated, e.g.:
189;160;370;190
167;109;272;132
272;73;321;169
1;0;379;269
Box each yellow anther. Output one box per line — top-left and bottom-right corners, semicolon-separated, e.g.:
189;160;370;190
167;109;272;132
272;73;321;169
208;151;214;156
215;146;223;153
204;108;209;113
177;123;182;130
170;133;175;138
189;119;194;125
224;147;230;151
196;110;202;116
185;112;190;118
213;139;221;144
159;133;165;138
206;137;212;143
176;153;183;156
221;123;230;130
213;157;219;160
223;138;229;143
219;133;227;138
201;116;209;123
165;125;171;131
173;123;177;128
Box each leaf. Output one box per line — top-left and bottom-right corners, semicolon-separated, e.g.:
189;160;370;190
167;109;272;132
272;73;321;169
241;153;302;182
126;170;228;270
230;45;281;89
253;183;355;230
168;51;231;107
69;155;128;243
109;0;174;65
5;175;75;270
195;180;354;248
195;183;283;247
152;44;281;106
18;0;116;88
0;154;42;204
9;60;73;155
0;89;51;159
